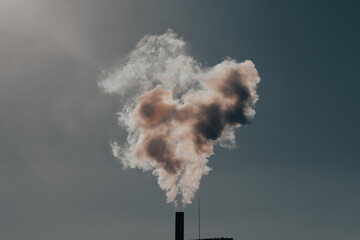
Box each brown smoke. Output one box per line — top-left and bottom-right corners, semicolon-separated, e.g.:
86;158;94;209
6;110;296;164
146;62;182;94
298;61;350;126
99;30;260;205
131;63;257;173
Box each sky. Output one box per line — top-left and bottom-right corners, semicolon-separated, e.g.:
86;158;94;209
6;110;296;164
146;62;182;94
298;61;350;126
0;1;359;240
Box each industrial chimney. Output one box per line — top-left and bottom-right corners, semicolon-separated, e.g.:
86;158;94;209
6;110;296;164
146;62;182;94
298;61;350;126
175;212;184;240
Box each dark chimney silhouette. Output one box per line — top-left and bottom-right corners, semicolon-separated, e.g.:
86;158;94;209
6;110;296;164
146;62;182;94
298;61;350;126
175;212;184;240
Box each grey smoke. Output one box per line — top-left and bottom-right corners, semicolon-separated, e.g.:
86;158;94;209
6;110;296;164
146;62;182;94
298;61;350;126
98;30;260;205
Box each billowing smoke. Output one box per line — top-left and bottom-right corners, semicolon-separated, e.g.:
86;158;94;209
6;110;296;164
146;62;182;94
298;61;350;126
99;30;260;205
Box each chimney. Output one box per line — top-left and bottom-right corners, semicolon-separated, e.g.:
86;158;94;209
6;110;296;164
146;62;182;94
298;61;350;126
175;212;184;240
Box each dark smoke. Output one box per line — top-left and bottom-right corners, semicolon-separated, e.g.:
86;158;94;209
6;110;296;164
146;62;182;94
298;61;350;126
99;30;260;205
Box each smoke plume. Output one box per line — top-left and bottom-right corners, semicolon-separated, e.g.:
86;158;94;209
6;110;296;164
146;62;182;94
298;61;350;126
99;30;260;205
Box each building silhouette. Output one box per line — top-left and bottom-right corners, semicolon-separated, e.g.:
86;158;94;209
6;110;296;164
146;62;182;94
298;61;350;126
175;212;233;240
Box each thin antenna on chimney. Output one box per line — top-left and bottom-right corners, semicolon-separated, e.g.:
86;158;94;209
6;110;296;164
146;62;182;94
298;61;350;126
198;198;201;240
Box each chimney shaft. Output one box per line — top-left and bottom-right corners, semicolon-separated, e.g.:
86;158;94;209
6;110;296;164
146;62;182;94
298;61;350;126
175;212;184;240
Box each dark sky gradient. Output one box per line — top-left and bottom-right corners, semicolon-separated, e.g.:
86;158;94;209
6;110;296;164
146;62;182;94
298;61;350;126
1;1;359;240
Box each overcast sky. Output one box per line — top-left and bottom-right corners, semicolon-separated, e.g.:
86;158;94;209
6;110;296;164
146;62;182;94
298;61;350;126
1;1;359;240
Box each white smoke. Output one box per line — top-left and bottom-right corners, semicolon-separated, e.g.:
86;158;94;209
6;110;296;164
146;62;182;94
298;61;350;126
99;29;260;205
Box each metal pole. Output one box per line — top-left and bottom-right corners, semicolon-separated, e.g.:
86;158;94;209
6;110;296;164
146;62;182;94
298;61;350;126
198;198;200;240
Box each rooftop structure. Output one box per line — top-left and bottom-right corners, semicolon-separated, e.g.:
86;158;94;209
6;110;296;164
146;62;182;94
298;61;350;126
175;211;233;240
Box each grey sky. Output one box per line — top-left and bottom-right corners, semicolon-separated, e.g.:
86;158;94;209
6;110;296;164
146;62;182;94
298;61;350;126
1;1;359;240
